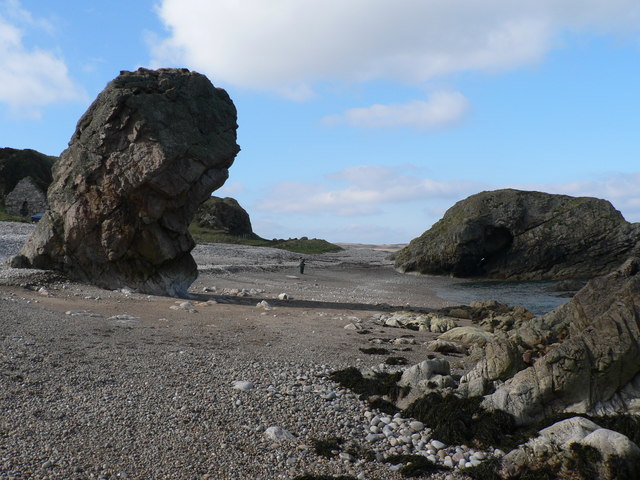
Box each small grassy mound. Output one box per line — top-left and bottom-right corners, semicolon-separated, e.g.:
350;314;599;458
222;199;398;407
402;393;516;449
0;202;31;223
189;223;343;254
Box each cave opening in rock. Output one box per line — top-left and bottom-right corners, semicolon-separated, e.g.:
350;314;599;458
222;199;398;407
483;225;513;257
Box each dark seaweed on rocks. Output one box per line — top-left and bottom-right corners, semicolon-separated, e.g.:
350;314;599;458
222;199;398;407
329;367;404;400
402;393;516;449
385;356;409;365
359;347;390;355
311;437;344;458
386;454;448;477
293;475;359;480
329;367;407;414
459;457;502;480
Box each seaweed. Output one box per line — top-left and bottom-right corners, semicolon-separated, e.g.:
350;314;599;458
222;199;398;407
386;454;448;477
359;347;390;355
367;396;399;415
567;443;601;478
311;437;344;458
329;367;405;401
385;356;409;366
459;458;502;480
402;393;516;449
293;475;359;480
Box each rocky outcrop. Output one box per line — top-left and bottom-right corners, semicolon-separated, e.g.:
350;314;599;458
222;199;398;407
5;177;48;217
395;189;640;280
193;196;253;236
475;258;640;425
12;68;240;296
500;417;640;479
0;147;55;200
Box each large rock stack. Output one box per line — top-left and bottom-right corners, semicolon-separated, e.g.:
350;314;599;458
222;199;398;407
12;68;240;296
193;196;253;236
395;189;640;280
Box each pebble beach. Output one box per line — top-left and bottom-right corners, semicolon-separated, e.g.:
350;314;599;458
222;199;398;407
0;221;492;480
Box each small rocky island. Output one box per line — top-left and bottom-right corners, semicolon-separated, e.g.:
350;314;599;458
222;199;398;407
395;189;640;280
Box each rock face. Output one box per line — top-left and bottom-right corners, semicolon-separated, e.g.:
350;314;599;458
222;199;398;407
193;196;253;236
500;417;640;480
395;189;640;280
0;147;55;200
5;176;48;217
14;68;240;296
475;258;640;425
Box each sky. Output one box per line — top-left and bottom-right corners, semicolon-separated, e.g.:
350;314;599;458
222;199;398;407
1;1;639;244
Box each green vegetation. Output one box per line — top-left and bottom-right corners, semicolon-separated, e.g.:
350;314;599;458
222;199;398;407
189;222;343;254
0;201;30;223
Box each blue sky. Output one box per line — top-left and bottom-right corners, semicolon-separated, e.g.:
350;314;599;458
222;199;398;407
1;1;639;244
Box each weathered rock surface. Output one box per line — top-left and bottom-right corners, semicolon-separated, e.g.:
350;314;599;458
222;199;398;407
193;196;253;236
0;147;55;200
5;176;48;217
13;68;239;296
395;189;640;280
479;258;640;425
500;417;640;479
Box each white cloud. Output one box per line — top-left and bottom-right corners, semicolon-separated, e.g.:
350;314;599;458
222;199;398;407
0;1;83;116
152;0;640;96
516;173;640;222
257;165;481;216
215;181;247;197
322;91;469;129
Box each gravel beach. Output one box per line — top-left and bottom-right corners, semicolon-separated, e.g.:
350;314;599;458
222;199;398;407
0;221;486;480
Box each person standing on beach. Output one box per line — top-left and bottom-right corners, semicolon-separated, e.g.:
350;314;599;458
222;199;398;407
299;258;306;275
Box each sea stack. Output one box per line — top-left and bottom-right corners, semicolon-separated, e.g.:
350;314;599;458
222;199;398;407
12;68;240;296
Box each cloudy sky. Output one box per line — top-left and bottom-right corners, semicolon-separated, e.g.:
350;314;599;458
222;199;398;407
1;1;639;243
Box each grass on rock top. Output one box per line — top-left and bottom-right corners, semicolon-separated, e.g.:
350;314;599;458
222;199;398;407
189;222;343;254
0;202;31;223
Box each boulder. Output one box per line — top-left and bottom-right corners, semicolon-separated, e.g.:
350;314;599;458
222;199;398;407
0;147;55;200
12;68;239;296
396;358;456;408
395;189;640;280
438;326;495;347
481;259;640;425
500;417;640;480
193;196;253;236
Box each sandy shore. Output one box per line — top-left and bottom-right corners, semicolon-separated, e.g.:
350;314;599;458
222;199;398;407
0;221;475;480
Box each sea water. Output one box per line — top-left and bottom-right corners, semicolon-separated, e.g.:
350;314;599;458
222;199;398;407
435;280;573;316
